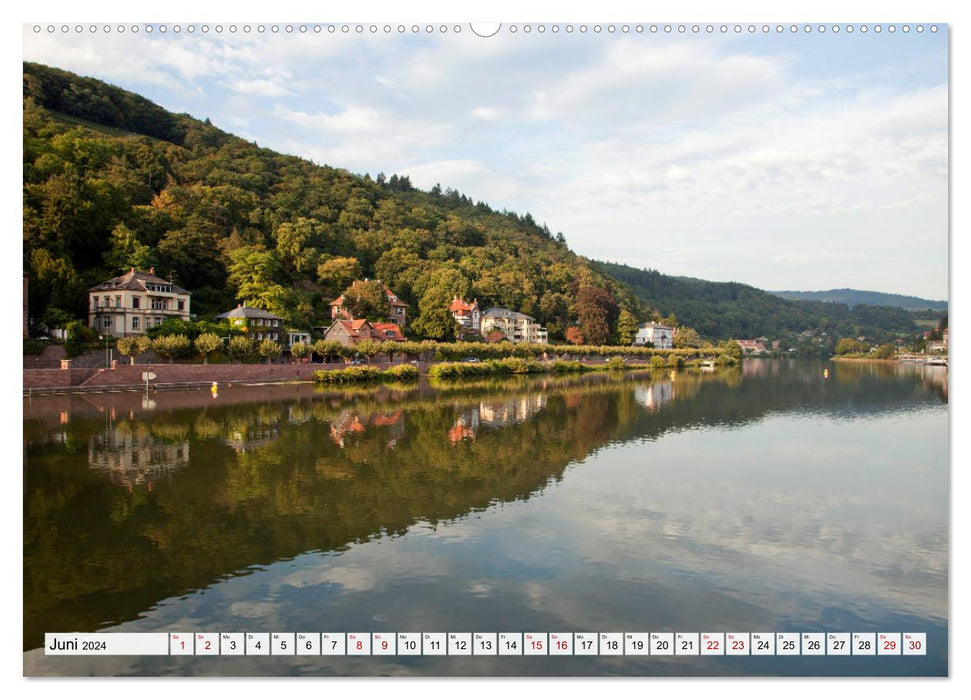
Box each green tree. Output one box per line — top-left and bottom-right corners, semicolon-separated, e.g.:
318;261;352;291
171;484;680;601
228;335;255;363
227;245;289;317
835;337;866;355
674;326;704;349
873;343;897;359
152;334;191;363
317;256;363;295
105;222;153;272
355;340;381;362
194;332;223;364
290;341;309;361
341;279;390;322
258;338;282;364
116;334;151;364
64;320;93;358
616;310;639;345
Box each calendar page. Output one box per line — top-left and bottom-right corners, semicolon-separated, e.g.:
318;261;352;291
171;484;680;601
21;11;949;680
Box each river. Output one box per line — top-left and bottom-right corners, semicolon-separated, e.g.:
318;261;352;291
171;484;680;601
23;360;948;676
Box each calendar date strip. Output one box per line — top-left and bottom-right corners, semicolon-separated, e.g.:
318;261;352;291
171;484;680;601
44;632;927;657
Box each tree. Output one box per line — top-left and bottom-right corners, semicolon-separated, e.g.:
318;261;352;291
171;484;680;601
228;335;255;363
258;338;282;364
105;222;153;271
835;337;866;355
227;245;289;317
355;340;381;362
290;341;309;361
152;334;190;363
673;326;704;349
116;334;151;364
616;310;639;345
341;279;389;322
317;256;362;295
576;285;618;346
565;326;584;345
275;218;322;275
64;320;93;357
194;332;223;364
313;339;345;360
873;343;897;359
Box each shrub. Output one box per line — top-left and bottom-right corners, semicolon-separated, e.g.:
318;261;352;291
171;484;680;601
605;356;626;371
649;355;666;370
382;364;420;381
314;366;383;384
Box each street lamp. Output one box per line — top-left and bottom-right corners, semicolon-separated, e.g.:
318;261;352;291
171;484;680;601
100;333;109;368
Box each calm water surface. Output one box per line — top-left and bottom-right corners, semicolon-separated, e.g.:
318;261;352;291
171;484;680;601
23;360;948;676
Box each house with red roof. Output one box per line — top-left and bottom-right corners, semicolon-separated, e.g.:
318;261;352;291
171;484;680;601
448;295;481;338
330;278;409;328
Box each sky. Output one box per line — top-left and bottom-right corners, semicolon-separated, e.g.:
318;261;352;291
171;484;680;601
22;22;949;299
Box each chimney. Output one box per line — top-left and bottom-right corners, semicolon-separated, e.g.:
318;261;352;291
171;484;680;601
237;303;243;309
149;267;155;275
129;267;135;274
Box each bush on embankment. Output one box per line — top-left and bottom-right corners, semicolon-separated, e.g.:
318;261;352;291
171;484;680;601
314;364;420;384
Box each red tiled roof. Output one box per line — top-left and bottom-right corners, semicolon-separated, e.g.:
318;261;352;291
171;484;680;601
372;323;405;341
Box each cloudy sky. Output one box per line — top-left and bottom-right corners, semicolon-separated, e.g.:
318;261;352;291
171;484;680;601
22;23;949;299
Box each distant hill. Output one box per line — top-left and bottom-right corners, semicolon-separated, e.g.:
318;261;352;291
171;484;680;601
595;261;920;345
770;289;947;313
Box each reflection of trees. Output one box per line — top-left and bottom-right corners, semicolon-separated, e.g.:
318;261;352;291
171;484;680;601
23;362;946;650
24;375;642;650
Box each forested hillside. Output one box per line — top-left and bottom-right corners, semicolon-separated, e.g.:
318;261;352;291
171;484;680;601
771;288;947;312
22;62;646;343
596;261;921;345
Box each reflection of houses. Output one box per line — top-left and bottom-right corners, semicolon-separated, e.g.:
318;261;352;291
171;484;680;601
88;267;191;337
330;279;409;328
634;381;675;411
329;410;405;448
449;296;481;338
634;322;674;349
448;407;480;443
222;425;281;453
217;304;283;342
87;427;189;485
480;307;548;344
478;394;548;427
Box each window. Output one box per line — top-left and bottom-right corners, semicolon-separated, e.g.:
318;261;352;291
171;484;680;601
115;296;121;308
102;317;112;329
155;317;163;326
177;300;184;311
132;317;140;330
132;297;140;309
93;296;99;308
152;298;167;310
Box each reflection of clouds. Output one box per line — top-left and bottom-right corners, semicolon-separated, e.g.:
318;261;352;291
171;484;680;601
228;601;279;619
554;412;947;621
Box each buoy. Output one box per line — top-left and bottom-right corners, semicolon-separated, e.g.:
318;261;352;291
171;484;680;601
211;381;219;398
823;368;829;379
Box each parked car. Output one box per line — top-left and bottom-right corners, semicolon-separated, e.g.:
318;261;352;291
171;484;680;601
461;357;480;363
350;358;368;365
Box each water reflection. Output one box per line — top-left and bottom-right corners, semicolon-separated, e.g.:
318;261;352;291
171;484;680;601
23;361;948;676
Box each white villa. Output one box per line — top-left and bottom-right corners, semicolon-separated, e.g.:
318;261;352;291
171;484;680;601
634;322;674;349
480;307;548;344
88;267;191;337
